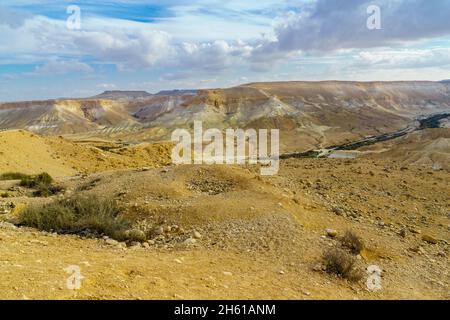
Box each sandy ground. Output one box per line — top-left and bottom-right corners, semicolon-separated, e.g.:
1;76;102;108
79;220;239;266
0;157;448;300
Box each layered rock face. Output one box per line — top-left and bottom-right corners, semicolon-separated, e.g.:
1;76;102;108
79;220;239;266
1;81;449;152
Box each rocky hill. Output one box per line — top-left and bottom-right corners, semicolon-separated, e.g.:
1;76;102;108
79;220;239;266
1;81;449;152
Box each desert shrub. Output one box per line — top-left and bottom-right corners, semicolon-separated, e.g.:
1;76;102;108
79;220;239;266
323;247;362;281
18;194;131;239
1;192;10;198
20;172;53;188
341;230;365;254
0;172;30;181
32;183;65;197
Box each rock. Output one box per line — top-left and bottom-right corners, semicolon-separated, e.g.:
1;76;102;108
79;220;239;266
332;206;344;216
312;264;324;272
105;239;119;246
422;234;438;244
193;231;202;239
154;226;164;235
399;229;407;238
125;229;146;242
164;226;172;233
279;270;285;275
29;239;48;246
142;242;150;249
0;221;17;230
325;228;337;238
410;227;421;234
129;241;142;248
223;271;233;276
147;240;155;245
183;238;197;246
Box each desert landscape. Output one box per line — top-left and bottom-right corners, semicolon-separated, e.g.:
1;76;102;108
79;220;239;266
0;81;448;300
2;0;450;304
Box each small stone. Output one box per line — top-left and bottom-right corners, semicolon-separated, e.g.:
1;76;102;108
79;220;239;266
129;241;142;248
422;234;438;244
193;231;202;239
223;271;233;276
105;239;119;246
279;270;285;275
332;206;344;216
312;264;323;272
183;238;197;246
410;227;421;234
325;229;337;238
154;227;164;235
147;240;155;245
29;239;48;246
125;229;146;242
399;229;407;238
142;242;150;249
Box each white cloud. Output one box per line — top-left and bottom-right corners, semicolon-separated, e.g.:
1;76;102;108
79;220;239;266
34;59;94;74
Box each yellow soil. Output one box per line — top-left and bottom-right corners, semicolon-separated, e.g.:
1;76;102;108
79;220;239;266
0;130;171;177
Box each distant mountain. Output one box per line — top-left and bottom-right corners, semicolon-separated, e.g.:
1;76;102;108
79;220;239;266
1;81;450;152
91;91;152;99
155;89;198;96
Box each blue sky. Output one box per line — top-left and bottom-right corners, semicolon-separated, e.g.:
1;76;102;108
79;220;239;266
1;0;450;101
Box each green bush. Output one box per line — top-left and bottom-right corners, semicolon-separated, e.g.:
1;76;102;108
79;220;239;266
32;183;65;197
18;194;131;239
20;172;54;188
0;172;30;181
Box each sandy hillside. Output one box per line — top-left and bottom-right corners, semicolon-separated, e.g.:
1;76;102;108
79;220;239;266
0;157;448;300
365;129;450;170
0;130;171;177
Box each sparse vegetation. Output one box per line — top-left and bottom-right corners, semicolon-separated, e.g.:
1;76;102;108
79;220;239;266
0;172;30;181
323;247;362;282
0;192;10;198
0;172;63;197
341;230;365;254
32;183;65;197
18;194;132;240
19;172;53;188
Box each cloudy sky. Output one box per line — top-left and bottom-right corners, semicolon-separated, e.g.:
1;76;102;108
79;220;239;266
1;0;450;101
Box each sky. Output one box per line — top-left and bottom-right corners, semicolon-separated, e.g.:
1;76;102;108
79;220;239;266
0;0;450;101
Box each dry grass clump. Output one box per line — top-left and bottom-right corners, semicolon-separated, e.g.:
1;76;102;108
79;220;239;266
1;172;64;197
0;172;30;180
341;230;365;254
19;172;54;188
322;247;363;281
18;194;131;239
